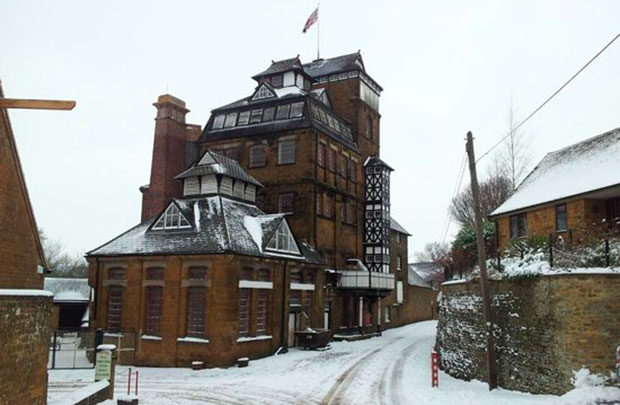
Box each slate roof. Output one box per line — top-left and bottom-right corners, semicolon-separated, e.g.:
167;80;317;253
44;278;91;303
491;127;620;217
389;217;411;236
364;156;394;171
408;262;445;284
252;56;305;79
200;97;358;151
302;53;365;78
175;150;263;188
87;196;323;264
407;267;431;288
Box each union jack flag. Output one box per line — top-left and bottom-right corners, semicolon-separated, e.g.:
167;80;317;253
302;7;318;33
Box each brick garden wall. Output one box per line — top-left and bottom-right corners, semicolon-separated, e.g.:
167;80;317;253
0;293;52;405
436;274;620;394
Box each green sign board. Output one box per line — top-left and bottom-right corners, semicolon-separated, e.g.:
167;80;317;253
95;350;112;381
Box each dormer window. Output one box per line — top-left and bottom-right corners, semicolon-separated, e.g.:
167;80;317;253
153;204;192;230
253;85;275;100
266;221;300;255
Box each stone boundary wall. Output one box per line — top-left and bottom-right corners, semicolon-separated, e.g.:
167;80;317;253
0;292;52;405
436;273;620;395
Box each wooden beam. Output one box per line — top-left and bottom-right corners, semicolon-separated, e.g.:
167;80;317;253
0;98;76;110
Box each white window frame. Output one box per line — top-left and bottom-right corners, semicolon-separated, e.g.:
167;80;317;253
152;204;192;230
266;221;300;255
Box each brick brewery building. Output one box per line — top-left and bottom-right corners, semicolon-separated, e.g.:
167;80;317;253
87;52;436;367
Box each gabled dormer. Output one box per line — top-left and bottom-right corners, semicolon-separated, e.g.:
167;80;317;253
252;56;312;90
174;150;263;203
151;201;192;230
265;220;301;255
250;83;277;101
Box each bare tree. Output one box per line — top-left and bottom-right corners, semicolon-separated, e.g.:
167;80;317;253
496;99;533;190
415;241;452;266
449;172;513;227
40;228;88;278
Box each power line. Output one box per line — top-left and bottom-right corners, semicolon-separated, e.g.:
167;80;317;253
440;152;467;245
476;32;620;163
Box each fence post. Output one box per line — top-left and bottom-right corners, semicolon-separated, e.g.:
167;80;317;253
51;330;57;369
605;239;610;268
549;234;554;268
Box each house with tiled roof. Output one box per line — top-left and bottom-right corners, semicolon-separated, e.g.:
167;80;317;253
490;127;620;252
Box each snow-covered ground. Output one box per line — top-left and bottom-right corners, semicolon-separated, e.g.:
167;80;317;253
48;321;619;405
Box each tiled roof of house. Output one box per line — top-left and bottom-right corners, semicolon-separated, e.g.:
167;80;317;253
87;196;323;264
44;278;90;303
491;127;620;217
174;150;263;188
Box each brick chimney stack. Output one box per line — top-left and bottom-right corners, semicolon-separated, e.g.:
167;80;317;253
140;94;201;221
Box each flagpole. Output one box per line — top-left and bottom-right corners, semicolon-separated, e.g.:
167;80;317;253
317;2;320;60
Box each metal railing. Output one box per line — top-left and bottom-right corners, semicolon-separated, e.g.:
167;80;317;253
48;330;96;369
338;270;395;290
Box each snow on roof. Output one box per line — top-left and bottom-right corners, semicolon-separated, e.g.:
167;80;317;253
87;196;323;264
491;127;620;216
407;267;431;288
43;278;90;303
302;53;365;78
390;217;411;236
408;262;445;284
175;150;263;188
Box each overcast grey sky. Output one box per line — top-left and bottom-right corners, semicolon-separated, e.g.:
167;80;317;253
1;1;619;260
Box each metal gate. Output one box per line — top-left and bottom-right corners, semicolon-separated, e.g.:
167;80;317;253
48;330;137;369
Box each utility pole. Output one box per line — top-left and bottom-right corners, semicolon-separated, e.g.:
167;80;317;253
465;131;498;390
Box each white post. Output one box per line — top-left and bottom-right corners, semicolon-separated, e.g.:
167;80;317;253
358;297;363;327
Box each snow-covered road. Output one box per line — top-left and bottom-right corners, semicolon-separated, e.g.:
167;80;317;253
50;321;619;405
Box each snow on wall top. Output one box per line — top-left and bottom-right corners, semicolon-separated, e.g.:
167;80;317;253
87;196;323;264
43;278;90;303
491;127;620;216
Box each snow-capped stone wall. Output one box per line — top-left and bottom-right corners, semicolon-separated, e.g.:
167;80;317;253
0;291;52;404
436;273;620;395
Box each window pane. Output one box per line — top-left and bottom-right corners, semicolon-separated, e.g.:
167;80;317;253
238;289;250;336
145;287;163;335
263;107;275;122
224;112;237;128
290;102;305;118
556;204;568;231
278;193;294;213
250;145;266;167
318;144;326;167
271;75;283;87
108;268;125;280
188;266;207;279
250;109;263;124
276;104;291;120
278;140;295;164
212;115;225;129
146;267;164;280
107;286;123;332
238;111;250;125
257;269;271;281
256;290;268;334
187;287;206;337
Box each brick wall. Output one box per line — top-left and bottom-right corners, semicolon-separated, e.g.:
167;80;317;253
437;274;620;394
0;293;52;405
495;198;607;253
89;254;325;367
0;103;44;289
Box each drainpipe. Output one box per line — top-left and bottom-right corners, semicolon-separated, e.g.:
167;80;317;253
280;260;288;354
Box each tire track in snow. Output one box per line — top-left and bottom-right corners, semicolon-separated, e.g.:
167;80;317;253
320;337;403;405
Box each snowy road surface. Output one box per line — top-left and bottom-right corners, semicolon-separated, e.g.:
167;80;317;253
49;321;619;405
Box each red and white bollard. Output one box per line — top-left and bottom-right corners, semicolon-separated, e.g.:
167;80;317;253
431;351;439;387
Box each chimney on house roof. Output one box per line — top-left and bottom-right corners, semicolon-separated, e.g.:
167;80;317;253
140;94;201;221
